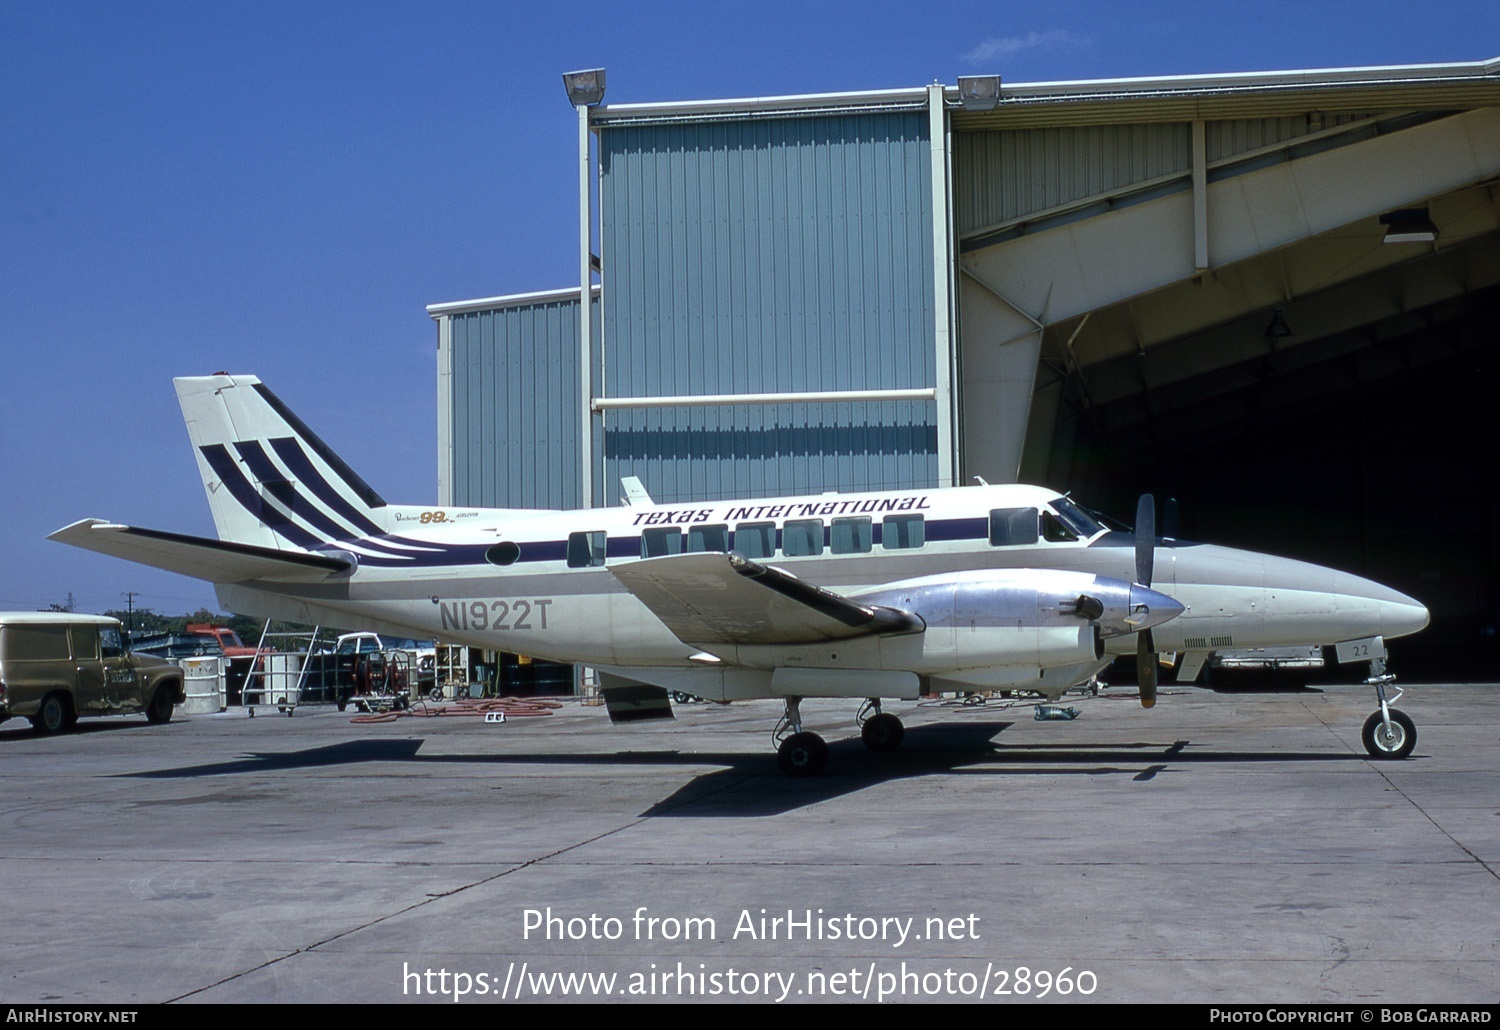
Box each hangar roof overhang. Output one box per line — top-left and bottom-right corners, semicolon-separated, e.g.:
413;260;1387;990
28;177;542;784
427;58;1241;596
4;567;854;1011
587;57;1500;127
948;56;1500;128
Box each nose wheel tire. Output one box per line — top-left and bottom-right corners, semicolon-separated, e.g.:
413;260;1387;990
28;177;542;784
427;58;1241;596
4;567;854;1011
1362;708;1416;760
777;732;830;776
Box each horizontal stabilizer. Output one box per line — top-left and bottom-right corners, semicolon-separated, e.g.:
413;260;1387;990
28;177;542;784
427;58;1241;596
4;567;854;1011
609;551;923;647
48;519;354;584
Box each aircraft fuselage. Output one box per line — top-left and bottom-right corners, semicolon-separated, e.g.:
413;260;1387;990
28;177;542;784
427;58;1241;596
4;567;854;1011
211;482;1427;700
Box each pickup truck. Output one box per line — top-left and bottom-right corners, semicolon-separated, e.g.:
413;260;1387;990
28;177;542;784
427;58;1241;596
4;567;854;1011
0;612;185;734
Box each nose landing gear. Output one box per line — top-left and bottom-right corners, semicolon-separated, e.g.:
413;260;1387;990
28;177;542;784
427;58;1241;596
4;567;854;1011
1361;658;1416;760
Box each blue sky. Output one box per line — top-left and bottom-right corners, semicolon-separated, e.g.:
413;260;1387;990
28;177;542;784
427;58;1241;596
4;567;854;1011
2;0;1496;617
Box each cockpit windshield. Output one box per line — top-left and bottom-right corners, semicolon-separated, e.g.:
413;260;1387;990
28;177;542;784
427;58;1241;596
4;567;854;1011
1051;496;1106;539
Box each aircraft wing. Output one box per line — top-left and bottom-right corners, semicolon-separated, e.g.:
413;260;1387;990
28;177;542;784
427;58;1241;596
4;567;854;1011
609;552;923;647
49;519;354;583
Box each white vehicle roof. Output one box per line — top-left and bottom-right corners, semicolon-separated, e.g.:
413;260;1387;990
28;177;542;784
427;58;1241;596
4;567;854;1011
0;612;120;626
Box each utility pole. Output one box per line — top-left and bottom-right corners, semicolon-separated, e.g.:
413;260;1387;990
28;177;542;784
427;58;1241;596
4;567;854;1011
122;592;138;633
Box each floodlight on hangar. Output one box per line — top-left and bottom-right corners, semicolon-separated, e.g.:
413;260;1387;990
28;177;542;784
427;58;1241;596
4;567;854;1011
1380;208;1439;244
1264;307;1293;339
957;75;1001;110
562;68;607;107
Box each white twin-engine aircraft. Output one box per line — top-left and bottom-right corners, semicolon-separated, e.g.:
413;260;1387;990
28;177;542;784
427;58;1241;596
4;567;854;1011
52;374;1430;774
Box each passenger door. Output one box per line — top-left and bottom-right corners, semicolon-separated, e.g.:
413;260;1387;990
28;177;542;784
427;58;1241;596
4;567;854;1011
99;625;142;709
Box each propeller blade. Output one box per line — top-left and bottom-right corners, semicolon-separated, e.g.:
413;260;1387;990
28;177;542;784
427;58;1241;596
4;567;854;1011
1135;493;1155;587
1162;497;1179;540
1137;630;1158;708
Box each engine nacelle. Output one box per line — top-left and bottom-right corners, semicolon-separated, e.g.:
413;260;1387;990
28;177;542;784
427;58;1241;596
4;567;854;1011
851;568;1182;672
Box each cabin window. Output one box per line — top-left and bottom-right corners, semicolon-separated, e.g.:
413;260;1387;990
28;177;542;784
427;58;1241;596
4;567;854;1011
882;514;925;549
1052;496;1104;538
831;517;872;554
733;521;776;559
1041;512;1078;542
566;531;607;568
641;527;684;559
782;519;824;556
485;542;521;566
989;507;1039;546
687;524;729;552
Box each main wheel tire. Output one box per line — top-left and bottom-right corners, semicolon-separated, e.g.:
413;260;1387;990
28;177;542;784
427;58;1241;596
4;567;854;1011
1362;708;1416;760
30;693;72;735
861;713;905;752
145;685;175;724
777;732;830;776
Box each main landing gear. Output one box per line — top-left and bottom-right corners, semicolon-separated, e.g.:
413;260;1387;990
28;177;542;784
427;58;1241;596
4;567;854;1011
857;698;905;752
1361;657;1416;760
773;698;909;776
774;696;829;776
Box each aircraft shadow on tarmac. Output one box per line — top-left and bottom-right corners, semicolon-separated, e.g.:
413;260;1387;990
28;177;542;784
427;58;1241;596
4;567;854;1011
117;721;1384;818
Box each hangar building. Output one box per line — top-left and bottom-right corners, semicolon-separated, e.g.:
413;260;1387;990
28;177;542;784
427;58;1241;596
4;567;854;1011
428;59;1500;677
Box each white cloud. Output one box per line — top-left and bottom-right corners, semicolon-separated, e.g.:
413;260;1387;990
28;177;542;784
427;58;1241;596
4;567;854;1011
961;29;1091;65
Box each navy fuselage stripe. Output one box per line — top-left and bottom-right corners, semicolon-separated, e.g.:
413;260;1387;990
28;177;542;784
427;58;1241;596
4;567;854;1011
347;537;446;558
340;516;1027;569
926;517;988;542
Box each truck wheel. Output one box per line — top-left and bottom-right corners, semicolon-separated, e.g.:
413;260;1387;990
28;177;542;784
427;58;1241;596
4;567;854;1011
30;693;73;735
145;685;175;724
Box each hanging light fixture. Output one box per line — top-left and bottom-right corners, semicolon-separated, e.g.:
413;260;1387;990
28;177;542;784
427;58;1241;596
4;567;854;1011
1264;307;1292;338
1380;208;1438;244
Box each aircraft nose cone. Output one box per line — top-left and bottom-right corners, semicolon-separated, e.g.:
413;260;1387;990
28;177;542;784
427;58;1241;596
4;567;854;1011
1330;569;1430;641
1378;588;1430;640
1128;584;1185;632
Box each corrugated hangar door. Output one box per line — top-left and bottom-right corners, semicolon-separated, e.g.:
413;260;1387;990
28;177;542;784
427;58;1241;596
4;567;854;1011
595;111;941;505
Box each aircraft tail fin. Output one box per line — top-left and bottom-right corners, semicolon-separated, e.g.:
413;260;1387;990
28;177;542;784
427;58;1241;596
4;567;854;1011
175;374;388;549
